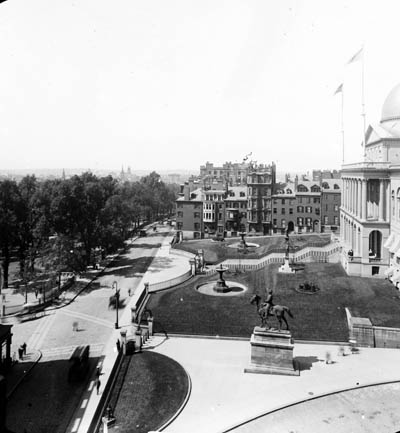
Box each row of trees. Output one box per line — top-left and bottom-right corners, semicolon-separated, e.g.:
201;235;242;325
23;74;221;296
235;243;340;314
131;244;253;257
0;171;177;288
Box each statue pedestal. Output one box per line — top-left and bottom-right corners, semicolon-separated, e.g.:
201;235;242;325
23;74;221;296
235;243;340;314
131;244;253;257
278;259;295;274
244;327;298;376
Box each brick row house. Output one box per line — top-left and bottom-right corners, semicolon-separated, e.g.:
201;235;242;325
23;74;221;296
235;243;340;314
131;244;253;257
176;161;340;240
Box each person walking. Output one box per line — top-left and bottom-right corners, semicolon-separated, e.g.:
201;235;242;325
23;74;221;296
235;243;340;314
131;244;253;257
22;342;27;356
95;377;101;395
18;346;23;360
116;339;121;352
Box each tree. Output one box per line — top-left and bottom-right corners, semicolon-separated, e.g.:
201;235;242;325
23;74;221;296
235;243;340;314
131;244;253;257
0;180;22;287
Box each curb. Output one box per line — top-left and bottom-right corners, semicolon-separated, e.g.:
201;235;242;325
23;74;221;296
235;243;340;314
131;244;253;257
219;378;400;433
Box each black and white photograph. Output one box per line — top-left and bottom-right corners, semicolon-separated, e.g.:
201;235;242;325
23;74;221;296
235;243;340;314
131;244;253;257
1;1;400;432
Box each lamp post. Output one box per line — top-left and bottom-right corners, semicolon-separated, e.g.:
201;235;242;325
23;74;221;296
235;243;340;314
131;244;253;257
112;281;119;329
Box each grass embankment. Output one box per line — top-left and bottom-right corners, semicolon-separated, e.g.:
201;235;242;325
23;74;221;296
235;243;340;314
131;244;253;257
148;262;400;342
109;351;189;433
173;233;331;264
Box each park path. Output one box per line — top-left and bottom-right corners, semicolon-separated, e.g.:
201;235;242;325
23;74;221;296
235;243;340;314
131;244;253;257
150;337;400;433
6;225;188;433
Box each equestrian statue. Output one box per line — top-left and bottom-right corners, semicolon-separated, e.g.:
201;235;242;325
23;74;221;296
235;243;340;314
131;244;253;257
250;289;293;331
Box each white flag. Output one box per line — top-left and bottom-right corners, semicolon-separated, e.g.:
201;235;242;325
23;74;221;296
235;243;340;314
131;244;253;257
334;83;343;95
347;47;363;64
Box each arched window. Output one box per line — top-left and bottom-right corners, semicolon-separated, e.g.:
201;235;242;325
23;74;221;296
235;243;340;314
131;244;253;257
322;182;329;189
311;185;321;192
298;184;308;192
286;188;292;194
334;184;340;190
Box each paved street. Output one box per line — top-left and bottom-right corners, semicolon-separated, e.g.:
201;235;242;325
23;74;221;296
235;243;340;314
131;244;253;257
6;226;182;433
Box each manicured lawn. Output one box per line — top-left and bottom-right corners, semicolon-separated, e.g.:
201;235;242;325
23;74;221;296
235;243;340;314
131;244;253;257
173;233;331;264
109;351;189;433
148;263;400;342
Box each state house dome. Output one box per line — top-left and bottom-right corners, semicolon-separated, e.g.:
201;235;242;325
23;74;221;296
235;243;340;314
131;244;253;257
381;83;400;123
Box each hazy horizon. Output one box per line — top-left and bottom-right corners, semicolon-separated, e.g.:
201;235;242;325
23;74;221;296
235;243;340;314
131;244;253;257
2;1;400;172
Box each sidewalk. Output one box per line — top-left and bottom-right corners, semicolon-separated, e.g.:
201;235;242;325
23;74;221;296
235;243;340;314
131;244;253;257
66;228;191;433
150;337;400;433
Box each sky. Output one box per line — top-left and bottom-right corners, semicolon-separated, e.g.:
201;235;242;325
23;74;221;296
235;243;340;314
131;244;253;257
1;0;400;173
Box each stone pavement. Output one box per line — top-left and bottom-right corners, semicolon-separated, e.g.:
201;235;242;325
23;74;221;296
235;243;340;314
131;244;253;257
149;336;400;433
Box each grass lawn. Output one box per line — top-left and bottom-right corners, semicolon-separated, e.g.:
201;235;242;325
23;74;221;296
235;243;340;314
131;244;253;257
148;262;400;342
173;233;331;264
108;351;189;433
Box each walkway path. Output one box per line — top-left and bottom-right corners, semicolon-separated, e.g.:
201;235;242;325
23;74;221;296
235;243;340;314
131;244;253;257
149;337;400;433
6;225;190;433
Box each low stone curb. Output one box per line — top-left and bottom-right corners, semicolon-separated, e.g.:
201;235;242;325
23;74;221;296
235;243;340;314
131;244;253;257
219;378;400;433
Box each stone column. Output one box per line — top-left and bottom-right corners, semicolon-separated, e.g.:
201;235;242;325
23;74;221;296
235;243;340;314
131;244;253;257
379;179;385;221
361;180;367;220
386;181;391;222
357;179;362;217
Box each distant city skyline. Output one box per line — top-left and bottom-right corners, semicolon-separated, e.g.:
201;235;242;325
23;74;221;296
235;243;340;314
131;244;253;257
1;1;400;172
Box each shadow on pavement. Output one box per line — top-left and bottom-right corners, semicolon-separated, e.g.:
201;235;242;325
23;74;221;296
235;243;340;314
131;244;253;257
293;355;320;371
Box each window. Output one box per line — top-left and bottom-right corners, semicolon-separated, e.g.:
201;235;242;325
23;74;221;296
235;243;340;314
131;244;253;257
281;219;286;228
311;185;321;192
282;199;286;205
334;205;339;212
194;212;200;218
306;206;312;213
240;192;245;197
334;184;340;189
273;198;277;204
194;203;201;209
177;203;183;208
281;208;286;214
297;217;303;226
297;206;304;212
324;216;329;224
322;182;329;189
298;185;308;192
218;213;222;220
286;189;292;194
334;216;338;225
273;219;277;225
273;208;277;214
392;190;395;216
315;207;320;215
289;208;293;214
194;223;200;230
305;217;312;226
177;211;183;218
307;197;311;204
177;222;183;230
313;197;320;204
298;197;303;203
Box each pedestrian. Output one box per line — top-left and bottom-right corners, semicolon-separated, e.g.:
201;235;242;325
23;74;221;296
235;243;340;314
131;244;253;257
96;377;101;395
18;347;23;360
72;321;79;332
116;339;121;352
325;351;331;364
22;342;27;356
35;289;38;299
95;366;103;378
128;288;131;297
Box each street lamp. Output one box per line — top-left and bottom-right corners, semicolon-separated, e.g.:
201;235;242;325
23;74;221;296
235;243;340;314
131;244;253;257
112;281;120;329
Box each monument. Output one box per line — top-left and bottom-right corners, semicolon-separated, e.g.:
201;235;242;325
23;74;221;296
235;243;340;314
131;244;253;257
246;293;298;375
278;230;295;274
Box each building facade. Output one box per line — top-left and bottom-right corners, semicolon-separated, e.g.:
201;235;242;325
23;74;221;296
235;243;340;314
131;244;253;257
339;84;400;278
247;163;276;234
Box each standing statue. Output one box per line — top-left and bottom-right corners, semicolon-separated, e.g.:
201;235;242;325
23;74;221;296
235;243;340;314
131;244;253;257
250;292;294;331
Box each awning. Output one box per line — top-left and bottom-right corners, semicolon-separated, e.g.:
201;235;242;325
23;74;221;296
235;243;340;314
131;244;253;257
389;236;400;254
384;233;396;249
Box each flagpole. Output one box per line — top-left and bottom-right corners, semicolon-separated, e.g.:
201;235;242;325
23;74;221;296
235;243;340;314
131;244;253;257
341;88;345;163
361;46;366;158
